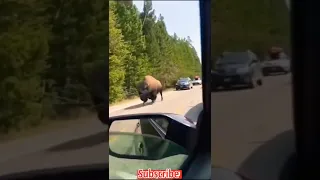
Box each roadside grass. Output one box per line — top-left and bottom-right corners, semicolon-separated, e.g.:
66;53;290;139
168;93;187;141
109;95;140;106
0;109;96;143
0;88;175;143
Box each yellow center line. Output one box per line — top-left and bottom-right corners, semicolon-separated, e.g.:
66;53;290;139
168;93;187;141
175;107;185;115
109;127;127;143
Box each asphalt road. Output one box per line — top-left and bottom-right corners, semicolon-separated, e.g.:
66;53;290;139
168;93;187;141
212;73;294;180
109;85;203;121
0;73;293;178
0;85;203;176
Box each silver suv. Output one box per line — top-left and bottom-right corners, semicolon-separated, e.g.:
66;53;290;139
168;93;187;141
212;50;263;90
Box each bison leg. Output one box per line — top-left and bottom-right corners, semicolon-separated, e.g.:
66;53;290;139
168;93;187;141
151;95;156;103
142;99;148;105
160;89;163;101
149;93;157;104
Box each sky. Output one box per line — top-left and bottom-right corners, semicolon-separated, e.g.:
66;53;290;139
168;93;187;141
133;1;202;62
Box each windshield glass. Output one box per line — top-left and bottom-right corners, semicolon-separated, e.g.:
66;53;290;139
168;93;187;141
211;0;293;177
0;0;109;177
217;53;250;65
179;79;189;82
0;0;203;178
108;1;202;179
267;52;288;61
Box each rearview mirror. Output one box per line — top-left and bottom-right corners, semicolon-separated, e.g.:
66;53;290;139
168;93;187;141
108;113;197;160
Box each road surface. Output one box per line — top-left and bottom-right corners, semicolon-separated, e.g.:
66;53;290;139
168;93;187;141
212;74;293;180
0;86;203;176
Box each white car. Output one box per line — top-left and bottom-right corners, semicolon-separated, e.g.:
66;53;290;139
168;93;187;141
262;58;291;76
262;51;291;76
192;78;202;85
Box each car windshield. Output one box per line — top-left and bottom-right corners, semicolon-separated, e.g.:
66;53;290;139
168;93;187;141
108;1;202;179
267;52;288;61
179;79;189;82
0;0;204;178
217;53;250;65
211;0;293;178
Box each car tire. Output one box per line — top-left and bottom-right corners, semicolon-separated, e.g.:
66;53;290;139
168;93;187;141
249;77;257;89
257;79;263;86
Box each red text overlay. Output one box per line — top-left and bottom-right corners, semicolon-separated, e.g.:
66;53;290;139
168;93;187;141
137;168;182;179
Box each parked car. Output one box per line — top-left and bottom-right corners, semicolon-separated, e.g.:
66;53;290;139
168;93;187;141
211;50;263;91
193;76;202;85
262;47;291;76
176;78;193;90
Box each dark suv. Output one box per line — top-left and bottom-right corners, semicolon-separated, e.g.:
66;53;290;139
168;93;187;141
211;50;263;91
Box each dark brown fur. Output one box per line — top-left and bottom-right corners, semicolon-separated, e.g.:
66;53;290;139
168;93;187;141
137;75;163;104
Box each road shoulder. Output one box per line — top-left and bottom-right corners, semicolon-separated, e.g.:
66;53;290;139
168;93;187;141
109;88;175;113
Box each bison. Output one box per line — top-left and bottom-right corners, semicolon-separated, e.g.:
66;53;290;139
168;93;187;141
137;75;163;105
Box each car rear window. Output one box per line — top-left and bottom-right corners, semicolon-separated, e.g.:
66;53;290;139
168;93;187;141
217;52;250;65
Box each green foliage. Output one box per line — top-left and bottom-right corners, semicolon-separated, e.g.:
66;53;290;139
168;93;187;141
109;0;202;100
113;2;150;97
109;1;126;103
0;0;201;133
0;0;50;133
0;0;108;133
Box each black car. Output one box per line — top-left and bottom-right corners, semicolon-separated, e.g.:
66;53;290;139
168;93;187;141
211;51;263;91
176;78;193;90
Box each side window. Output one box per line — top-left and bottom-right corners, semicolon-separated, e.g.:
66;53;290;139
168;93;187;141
139;118;170;138
153;118;170;132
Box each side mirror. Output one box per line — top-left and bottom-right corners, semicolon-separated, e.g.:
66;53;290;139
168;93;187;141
108;113;197;160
